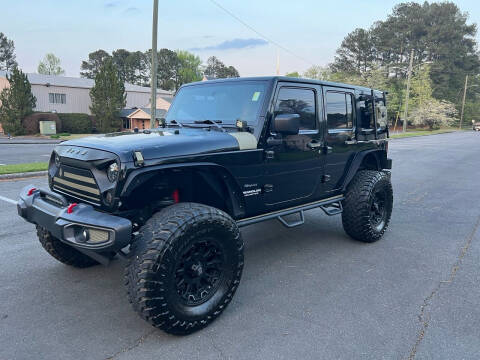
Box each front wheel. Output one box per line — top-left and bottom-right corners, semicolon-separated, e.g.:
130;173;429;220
124;203;244;335
36;226;99;268
342;170;393;243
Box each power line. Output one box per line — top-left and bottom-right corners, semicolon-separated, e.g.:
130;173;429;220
208;0;314;67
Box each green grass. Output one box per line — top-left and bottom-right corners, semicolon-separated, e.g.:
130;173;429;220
51;133;93;140
0;162;48;175
390;128;459;139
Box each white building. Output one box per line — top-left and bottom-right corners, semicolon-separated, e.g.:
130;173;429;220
0;71;172;115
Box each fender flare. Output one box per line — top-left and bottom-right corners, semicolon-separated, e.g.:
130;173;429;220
341;149;389;192
120;162;246;219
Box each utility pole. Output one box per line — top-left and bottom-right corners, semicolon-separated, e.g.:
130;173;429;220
460;74;468;130
403;48;414;133
150;0;158;129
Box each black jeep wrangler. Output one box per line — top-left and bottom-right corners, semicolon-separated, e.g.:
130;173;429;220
18;76;393;335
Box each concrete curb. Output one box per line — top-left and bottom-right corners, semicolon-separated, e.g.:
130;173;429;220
0;171;47;180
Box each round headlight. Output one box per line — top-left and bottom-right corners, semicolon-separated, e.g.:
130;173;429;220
107;162;119;182
54;153;60;167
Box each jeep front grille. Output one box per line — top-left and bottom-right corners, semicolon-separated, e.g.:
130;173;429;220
52;164;101;206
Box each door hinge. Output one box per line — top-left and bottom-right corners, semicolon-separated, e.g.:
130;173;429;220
322;174;331;183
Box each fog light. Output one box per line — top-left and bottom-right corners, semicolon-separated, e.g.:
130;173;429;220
73;227;110;244
81;228;90;242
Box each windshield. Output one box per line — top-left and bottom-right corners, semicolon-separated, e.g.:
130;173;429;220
165;81;267;125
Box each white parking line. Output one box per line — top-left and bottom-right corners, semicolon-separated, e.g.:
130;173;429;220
0;195;17;205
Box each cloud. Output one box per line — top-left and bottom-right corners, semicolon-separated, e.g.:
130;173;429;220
190;38;268;51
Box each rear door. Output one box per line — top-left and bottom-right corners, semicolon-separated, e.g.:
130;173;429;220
323;87;356;193
262;83;324;208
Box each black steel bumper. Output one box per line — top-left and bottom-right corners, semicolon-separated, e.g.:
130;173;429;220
17;186;132;252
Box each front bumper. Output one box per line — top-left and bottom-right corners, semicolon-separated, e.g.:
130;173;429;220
17;186;132;252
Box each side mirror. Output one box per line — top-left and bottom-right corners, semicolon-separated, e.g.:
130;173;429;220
274;114;300;135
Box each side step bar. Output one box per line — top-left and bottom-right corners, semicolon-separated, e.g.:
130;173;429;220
237;195;344;228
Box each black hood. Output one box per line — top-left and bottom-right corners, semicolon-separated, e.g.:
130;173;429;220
57;128;240;162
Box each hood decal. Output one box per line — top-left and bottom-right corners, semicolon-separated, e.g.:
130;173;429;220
229;132;258;150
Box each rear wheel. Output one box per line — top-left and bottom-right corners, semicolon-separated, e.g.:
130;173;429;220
36;226;99;268
342;170;393;243
125;202;244;335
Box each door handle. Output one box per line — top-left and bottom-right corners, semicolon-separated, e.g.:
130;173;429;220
307;141;322;149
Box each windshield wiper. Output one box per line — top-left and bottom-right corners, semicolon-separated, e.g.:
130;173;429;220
168;119;184;128
194;119;225;132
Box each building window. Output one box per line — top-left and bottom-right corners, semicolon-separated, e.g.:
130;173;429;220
123;118;131;129
49;93;66;104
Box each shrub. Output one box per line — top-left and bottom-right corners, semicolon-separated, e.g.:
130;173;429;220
411;99;458;130
58;113;92;133
23;112;61;134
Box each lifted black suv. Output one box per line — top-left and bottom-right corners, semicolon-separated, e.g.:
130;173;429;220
18;76;393;335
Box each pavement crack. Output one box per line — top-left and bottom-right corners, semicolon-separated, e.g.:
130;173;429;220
407;214;480;360
105;329;156;360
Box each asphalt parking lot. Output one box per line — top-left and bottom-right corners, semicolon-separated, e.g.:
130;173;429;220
0;143;56;164
0;131;479;360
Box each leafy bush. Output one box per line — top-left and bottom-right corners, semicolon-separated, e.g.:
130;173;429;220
411;99;458;130
57;113;92;133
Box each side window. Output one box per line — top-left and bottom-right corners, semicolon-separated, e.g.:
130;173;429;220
358;99;375;130
326;91;354;130
274;87;316;130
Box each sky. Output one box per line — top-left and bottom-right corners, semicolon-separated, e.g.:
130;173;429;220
2;0;480;78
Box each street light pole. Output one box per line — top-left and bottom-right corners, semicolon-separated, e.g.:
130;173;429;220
150;0;158;129
460;74;468;130
403;48;414;133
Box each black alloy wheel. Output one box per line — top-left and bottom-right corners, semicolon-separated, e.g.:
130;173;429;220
175;238;225;306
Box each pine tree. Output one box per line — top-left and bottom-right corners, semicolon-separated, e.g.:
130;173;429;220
89;59;126;133
0;68;36;135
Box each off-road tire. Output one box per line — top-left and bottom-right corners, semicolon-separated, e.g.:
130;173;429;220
342;170;393;243
125;202;244;335
36;226;99;268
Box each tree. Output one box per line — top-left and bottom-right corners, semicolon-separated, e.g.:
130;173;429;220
112;49;131;82
37;53;65;75
80;50;112;79
332;2;480;102
0;32;17;71
89;59;126;133
204;56;239;79
176;50;202;88
303;65;331;80
332;28;375;74
155;48;179;90
125;51;149;86
411;99;458;129
285;71;301;78
0;68;36;135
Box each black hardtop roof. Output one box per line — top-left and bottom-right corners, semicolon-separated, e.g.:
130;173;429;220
185;76;384;94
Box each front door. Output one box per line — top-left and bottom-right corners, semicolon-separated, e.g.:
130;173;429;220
323;87;356;192
263;83;324;208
